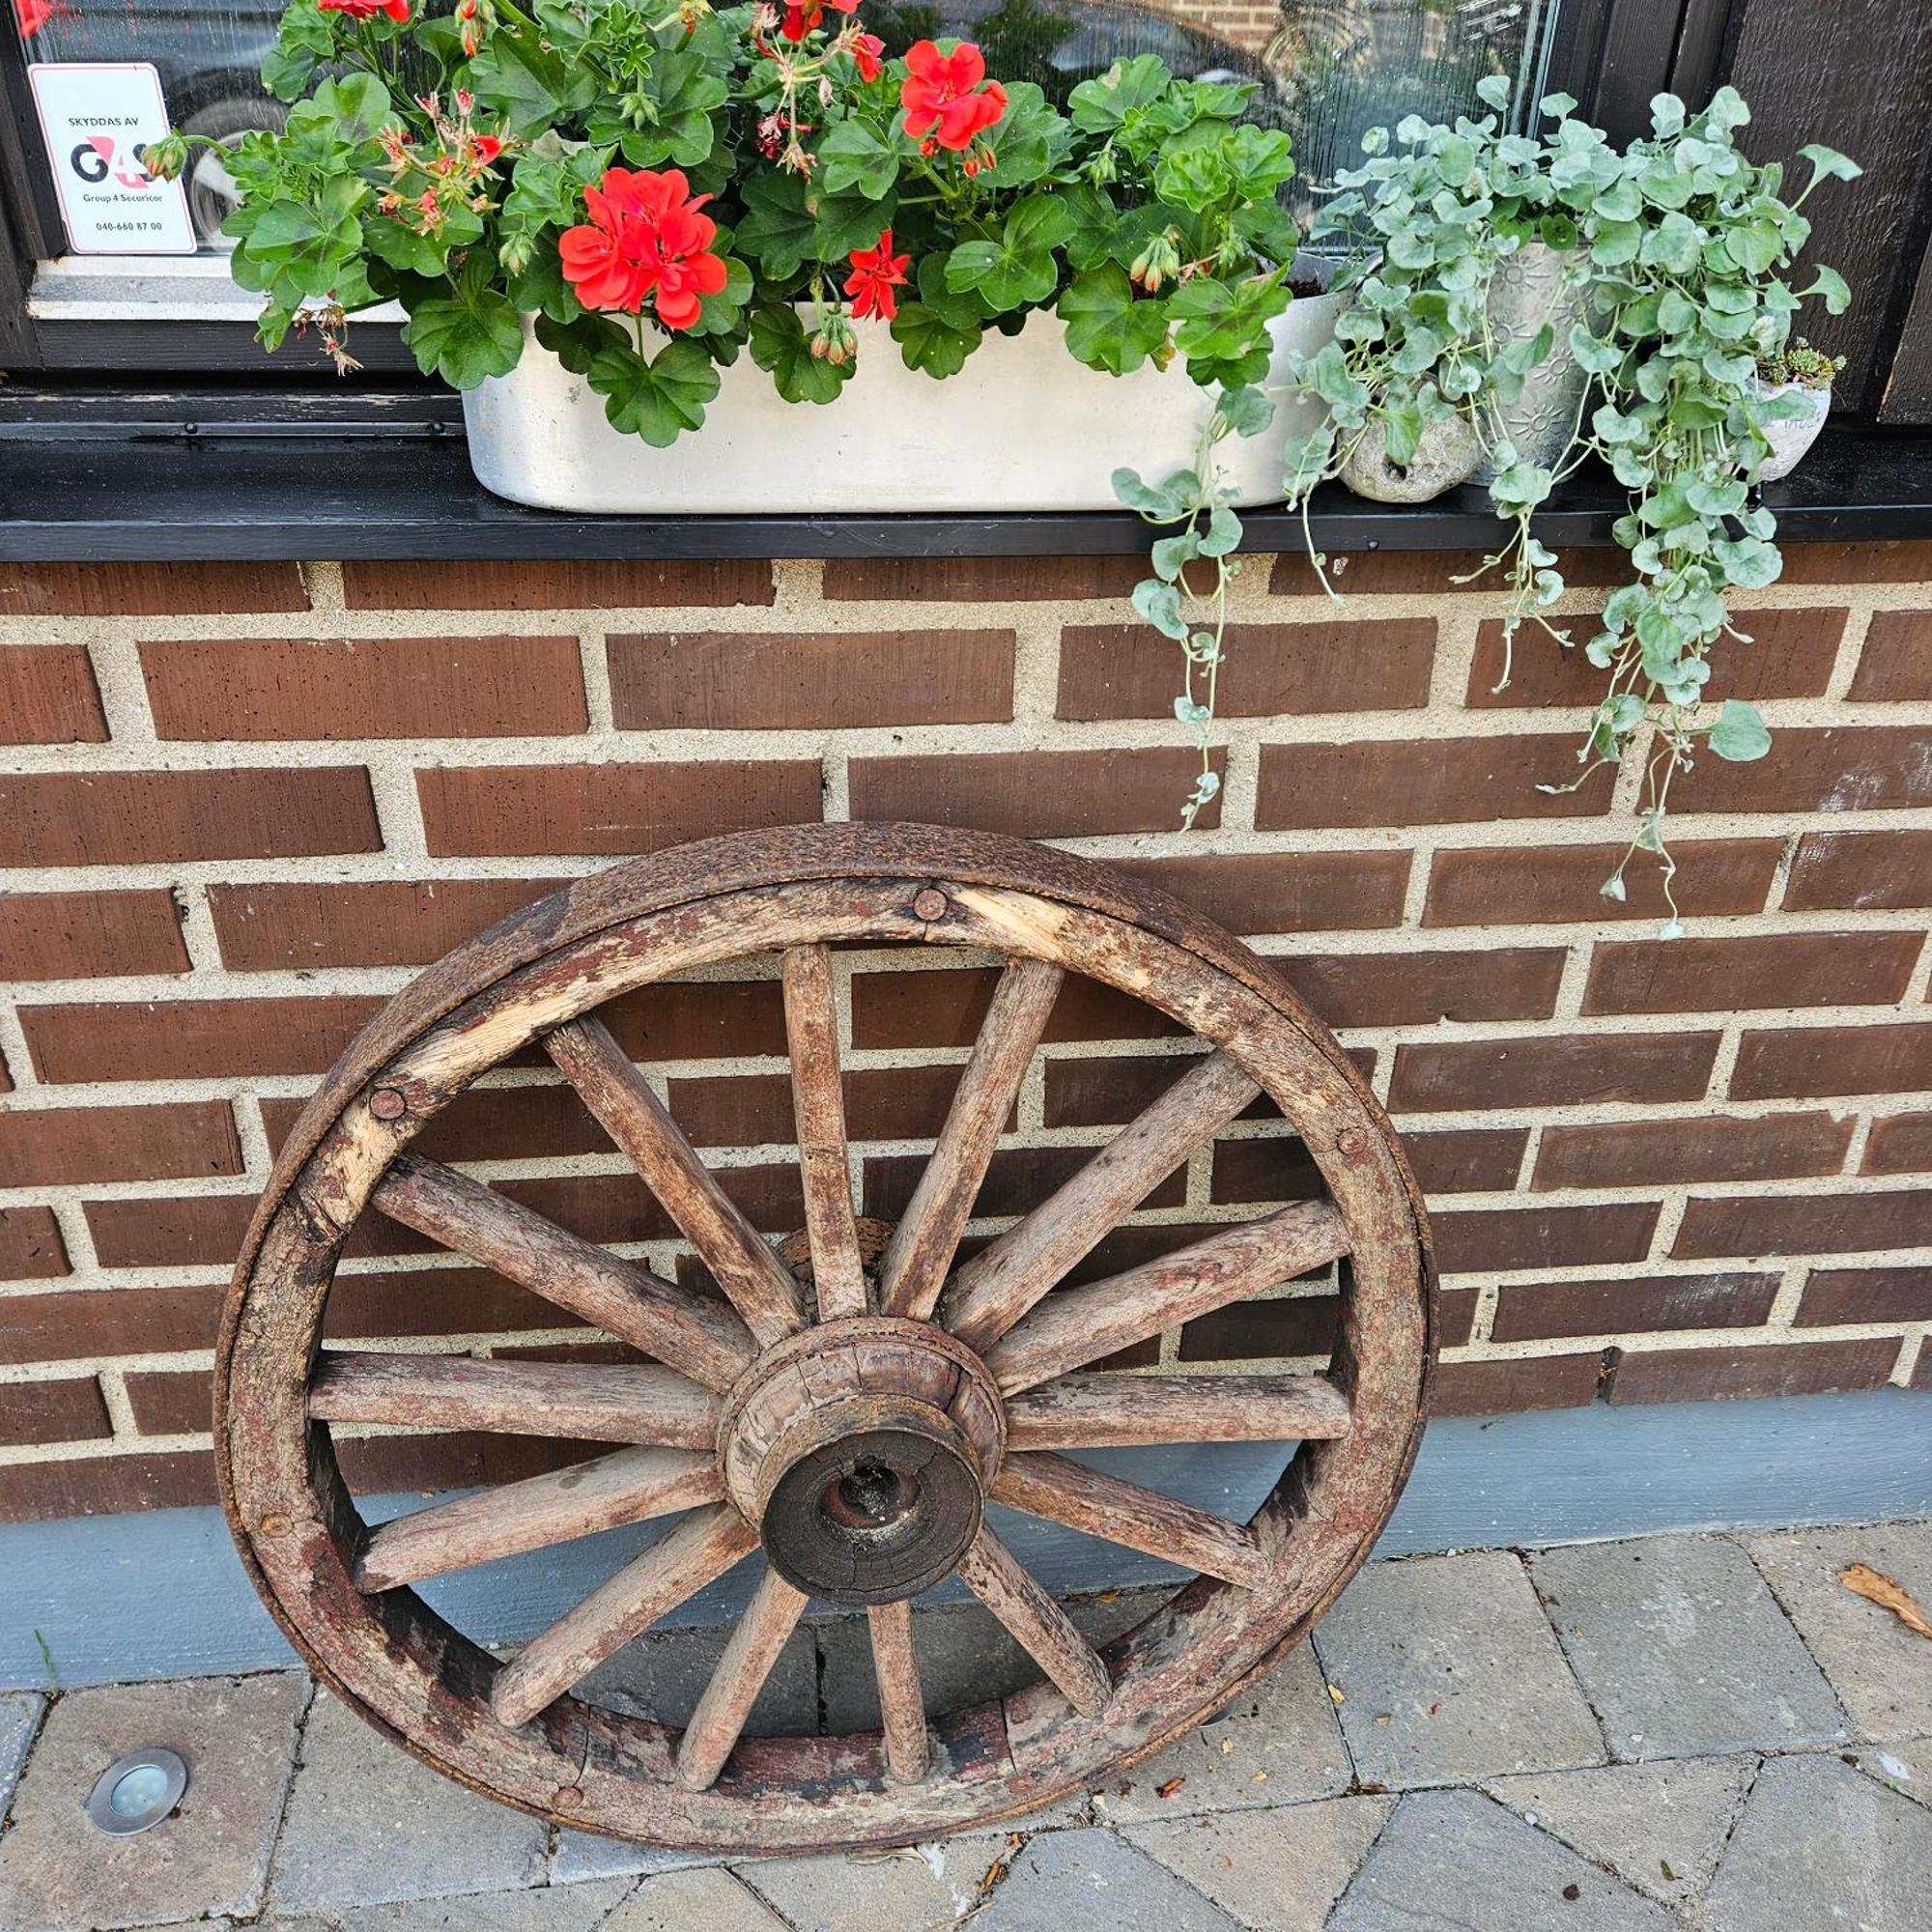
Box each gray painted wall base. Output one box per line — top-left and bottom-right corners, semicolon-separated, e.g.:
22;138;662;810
5;1386;1928;1690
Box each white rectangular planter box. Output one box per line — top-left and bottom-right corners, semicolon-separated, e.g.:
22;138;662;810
464;283;1346;516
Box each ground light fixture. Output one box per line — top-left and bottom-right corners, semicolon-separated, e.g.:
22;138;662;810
83;1747;188;1836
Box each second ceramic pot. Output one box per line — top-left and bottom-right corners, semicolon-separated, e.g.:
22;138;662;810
1749;378;1833;482
1471;242;1590;480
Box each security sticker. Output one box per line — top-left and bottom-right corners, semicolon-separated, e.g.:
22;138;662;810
29;63;196;255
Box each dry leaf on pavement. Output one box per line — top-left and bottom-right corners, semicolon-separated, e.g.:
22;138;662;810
1840;1562;1932;1639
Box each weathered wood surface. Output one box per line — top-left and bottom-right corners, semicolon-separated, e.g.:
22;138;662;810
491;1503;759;1728
546;1014;804;1347
675;1565;811;1790
1004;1372;1351;1449
371;1151;756;1391
780;945;868;1322
954;1525;1111;1718
355;1446;724;1591
985;1202;1351;1396
942;1052;1262;1352
867;1598;930;1782
308;1351;721;1447
989;1451;1268;1589
878;957;1063;1321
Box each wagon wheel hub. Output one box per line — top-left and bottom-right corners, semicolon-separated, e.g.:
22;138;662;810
719;1316;1006;1606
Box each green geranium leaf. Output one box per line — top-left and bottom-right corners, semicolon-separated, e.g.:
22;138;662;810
1068;53;1171;134
945;194;1073;313
817;117;899;200
586;335;722;441
748;303;853;405
1057;266;1168;375
734;172;816;280
402;264;524;389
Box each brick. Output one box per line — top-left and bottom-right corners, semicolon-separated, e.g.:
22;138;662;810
1389;1032;1720;1113
0;768;381;867
1423;838;1778;926
1266;546;1629;597
0;645;106;743
0;561;305;616
416;759;821;856
1582;930;1920;1015
1673;1188;1932;1259
1209;1136;1324;1204
863;1147;1185;1221
140;635;587;740
1731;1023;1932;1100
848;747;1225;837
1178;1293;1340;1361
264;1085;606;1164
1046;1052;1279;1127
1864;1114;1932;1174
1667;725;1932;815
1278;949;1564;1028
852;966;1181;1049
1212;1127;1524;1201
0;1377;109;1448
210;876;568;970
1492;1271;1780;1342
1437;1288;1478;1347
24;994;382;1084
1058;618;1434;720
596;980;789;1062
668;1064;998;1148
1795;1265;1932;1327
122;1370;212;1436
1776;540;1932;583
0;1208;68;1280
0;1286;219;1364
1606;1337;1900;1406
0;1101;241;1187
1107;850;1410;932
1431;1355;1601;1416
1784;830;1932;911
1532;1112;1854;1190
821;554;1145;601
0;1451;215;1520
330;1429;594;1497
610;630;1013;729
341;557;773;610
85;1193;257;1269
1468;608;1842;709
1848;610;1932;701
325;1266;582;1343
1255;735;1610;830
1433;1202;1660;1274
492;1166;804;1243
0;890;189;980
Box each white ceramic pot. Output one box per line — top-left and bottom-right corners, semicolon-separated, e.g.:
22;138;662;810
1470;242;1590;482
466;266;1348;515
1337;412;1481;503
1749;377;1833;482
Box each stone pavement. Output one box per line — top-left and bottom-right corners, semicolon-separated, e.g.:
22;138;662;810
1;1520;1927;1932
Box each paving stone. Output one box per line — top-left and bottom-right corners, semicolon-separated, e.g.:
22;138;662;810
736;1836;997;1930
1312;1550;1605;1787
1328;1789;1678;1931
965;1826;1241;1931
1847;1736;1931;1809
551;1829;716;1886
1704;1752;1932;1931
270;1693;547;1910
604;1866;790;1930
1745;1520;1932;1740
1485;1755;1756;1907
1530;1535;1848;1760
1123;1794;1394;1930
0;1671;305;1932
0;1690;43;1819
309;1879;636;1929
1087;1639;1350;1823
578;1620;818;1733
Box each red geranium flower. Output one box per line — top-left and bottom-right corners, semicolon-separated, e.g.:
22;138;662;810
900;40;1007;152
845;227;910;322
779;0;856;41
319;0;411;19
471;133;503;166
851;30;885;81
559;166;729;331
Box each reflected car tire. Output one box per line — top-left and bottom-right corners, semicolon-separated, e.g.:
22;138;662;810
182;97;287;249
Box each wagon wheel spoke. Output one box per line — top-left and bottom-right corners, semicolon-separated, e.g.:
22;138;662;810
989;1451;1269;1589
879;957;1064;1321
355;1447;723;1592
373;1151;756;1391
985;1202;1351;1397
308;1352;721;1448
1004;1371;1352;1450
867;1598;930;1781
546;1014;806;1348
492;1503;759;1728
953;1524;1111;1717
674;1564;810;1790
780;946;868;1321
941;1051;1262;1354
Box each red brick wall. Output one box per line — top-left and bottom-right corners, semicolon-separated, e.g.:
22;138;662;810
0;543;1927;1521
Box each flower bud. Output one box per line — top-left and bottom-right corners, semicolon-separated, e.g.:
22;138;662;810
499;231;533;276
1130;230;1181;294
141;129;188;182
810;310;857;366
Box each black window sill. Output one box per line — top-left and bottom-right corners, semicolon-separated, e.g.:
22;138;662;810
0;401;1926;562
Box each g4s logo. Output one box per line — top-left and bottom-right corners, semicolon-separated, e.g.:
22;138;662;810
70;135;156;191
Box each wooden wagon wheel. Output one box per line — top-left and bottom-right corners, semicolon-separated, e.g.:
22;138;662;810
219;822;1433;1854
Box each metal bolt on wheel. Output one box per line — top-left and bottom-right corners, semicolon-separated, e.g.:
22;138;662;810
219;824;1434;1852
